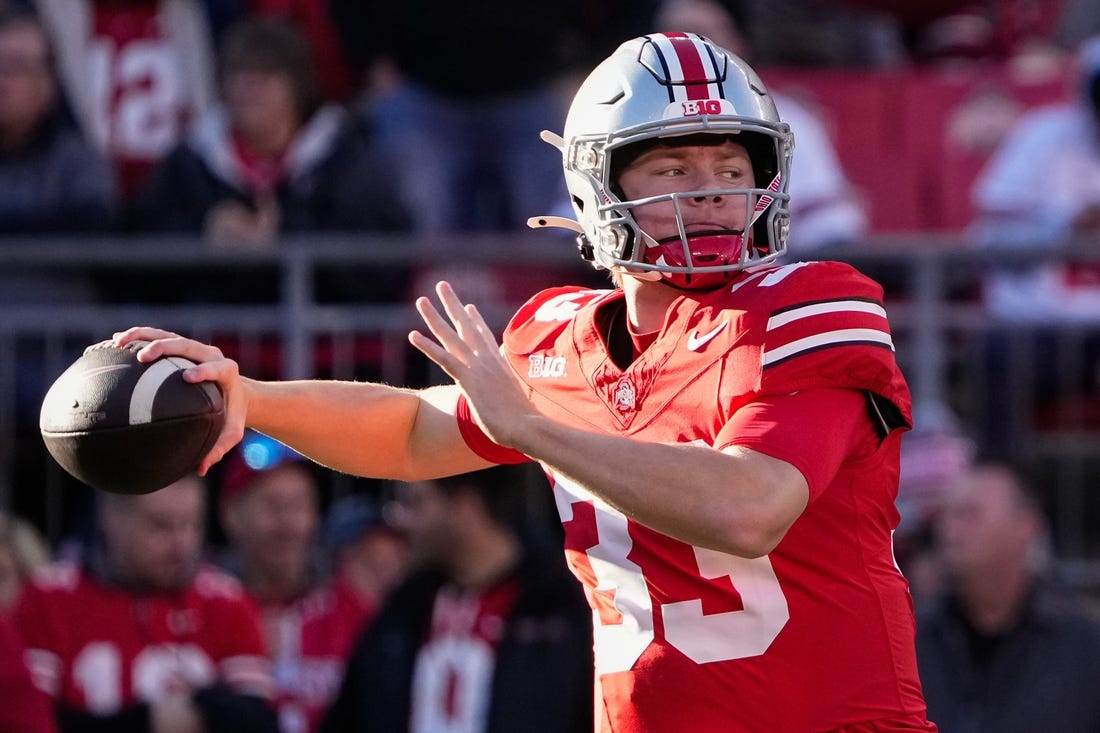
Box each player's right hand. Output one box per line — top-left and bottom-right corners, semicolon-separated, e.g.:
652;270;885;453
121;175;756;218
113;327;247;475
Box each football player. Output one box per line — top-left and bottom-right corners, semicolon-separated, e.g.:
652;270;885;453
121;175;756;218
118;33;936;732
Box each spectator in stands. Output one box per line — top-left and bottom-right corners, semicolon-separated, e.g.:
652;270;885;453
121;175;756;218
320;494;408;625
915;460;1100;731
972;33;1100;321
840;0;1067;66
0;8;116;234
223;0;356;103
0;613;55;733
892;401;976;604
0;511;50;612
218;431;385;733
970;34;1100;448
328;0;659;234
33;0;219;200
130;16;408;246
735;0;907;68
655;0;869;254
12;474;278;733
321;465;593;733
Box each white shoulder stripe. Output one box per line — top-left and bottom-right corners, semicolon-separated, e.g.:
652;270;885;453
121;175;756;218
766;300;887;330
128;356;196;425
758;261;810;286
763;328;894;366
729;262;808;294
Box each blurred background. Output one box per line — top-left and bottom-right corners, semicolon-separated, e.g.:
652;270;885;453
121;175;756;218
7;1;1100;729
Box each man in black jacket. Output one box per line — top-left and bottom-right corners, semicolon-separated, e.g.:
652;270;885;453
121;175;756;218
916;461;1100;732
321;465;593;733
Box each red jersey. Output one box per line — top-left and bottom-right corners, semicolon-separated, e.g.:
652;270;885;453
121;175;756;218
90;2;189;195
260;578;378;733
13;562;272;713
461;261;935;732
0;613;55;733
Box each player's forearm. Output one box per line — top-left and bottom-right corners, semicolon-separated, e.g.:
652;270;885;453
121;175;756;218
240;380;484;480
240;378;423;478
511;416;807;557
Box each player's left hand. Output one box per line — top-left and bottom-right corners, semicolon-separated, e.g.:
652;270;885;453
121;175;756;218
409;281;536;451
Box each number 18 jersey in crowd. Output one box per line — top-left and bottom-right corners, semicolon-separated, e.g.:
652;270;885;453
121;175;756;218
458;261;936;732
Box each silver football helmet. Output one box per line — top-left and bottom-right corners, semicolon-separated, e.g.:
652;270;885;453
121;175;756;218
531;32;793;290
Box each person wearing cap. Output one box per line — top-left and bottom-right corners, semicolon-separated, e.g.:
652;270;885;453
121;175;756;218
320;494;408;629
218;432;392;733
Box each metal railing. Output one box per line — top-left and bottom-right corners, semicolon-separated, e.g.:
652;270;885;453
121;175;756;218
4;232;1100;565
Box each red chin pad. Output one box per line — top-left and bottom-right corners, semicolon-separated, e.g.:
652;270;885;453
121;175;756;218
644;232;745;290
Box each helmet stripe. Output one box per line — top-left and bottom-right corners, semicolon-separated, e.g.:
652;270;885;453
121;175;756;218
645;34;677;103
653;33;720;101
699;40;727;98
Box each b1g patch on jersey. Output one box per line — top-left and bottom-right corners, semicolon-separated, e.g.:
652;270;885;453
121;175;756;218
762;296;893;369
528;353;567;378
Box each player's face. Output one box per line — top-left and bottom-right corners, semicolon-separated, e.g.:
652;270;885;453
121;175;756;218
229;464;319;578
617;140;756;241
103;476;205;591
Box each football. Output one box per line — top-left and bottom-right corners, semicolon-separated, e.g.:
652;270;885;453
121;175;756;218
39;340;225;495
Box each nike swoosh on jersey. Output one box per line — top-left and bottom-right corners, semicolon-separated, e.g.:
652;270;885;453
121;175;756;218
686;321;728;351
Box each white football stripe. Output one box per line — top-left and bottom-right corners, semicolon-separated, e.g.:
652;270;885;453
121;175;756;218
128;356;196;425
762;328;894;366
766;300;887;330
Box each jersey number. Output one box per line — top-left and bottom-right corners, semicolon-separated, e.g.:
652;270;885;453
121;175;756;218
88;39;183;156
72;642;215;714
555;476;790;673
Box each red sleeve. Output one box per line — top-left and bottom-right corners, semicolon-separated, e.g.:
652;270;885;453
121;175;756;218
456;394;531;465
715;388;876;501
0;613;57;733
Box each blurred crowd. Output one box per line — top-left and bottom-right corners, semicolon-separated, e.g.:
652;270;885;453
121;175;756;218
6;0;1100;731
1;439;588;733
0;0;1095;247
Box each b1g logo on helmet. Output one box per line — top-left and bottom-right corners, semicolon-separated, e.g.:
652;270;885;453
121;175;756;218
671;98;738;119
682;99;722;116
